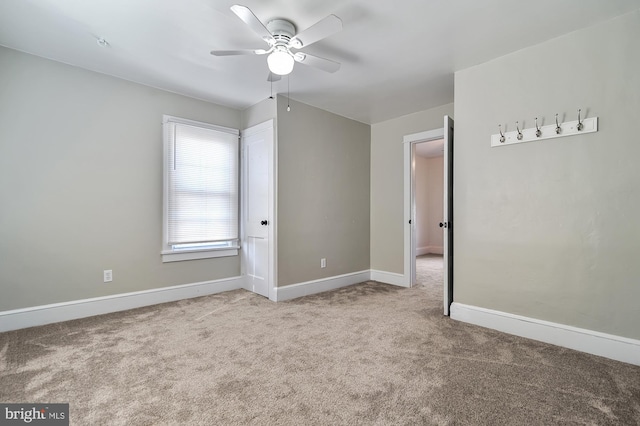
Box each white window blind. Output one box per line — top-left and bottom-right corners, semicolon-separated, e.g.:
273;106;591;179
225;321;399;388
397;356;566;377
165;118;239;247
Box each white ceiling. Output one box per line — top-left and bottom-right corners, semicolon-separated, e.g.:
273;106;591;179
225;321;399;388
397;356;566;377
1;1;638;124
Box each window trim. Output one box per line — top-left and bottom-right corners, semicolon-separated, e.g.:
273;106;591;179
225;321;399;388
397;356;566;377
162;114;240;263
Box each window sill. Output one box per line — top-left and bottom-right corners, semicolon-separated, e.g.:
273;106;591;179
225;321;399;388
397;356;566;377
161;247;239;263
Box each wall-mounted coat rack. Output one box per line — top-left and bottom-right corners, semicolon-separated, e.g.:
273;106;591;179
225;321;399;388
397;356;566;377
491;110;598;148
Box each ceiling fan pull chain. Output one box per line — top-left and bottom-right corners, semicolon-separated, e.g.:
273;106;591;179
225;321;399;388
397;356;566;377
287;75;291;112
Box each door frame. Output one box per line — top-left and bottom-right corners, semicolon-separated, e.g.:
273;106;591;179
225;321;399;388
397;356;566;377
241;119;277;300
403;127;444;288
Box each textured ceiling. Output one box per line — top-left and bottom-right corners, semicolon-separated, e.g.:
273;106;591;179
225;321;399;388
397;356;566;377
1;0;638;124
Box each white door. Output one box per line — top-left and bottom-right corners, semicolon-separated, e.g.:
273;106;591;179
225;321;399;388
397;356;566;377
443;115;454;315
242;120;273;298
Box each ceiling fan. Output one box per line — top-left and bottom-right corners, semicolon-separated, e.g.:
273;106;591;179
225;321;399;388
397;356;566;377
211;5;343;78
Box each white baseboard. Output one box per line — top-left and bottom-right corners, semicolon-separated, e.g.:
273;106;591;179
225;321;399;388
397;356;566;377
450;302;640;366
416;246;444;256
274;270;370;301
370;270;407;287
417;246;443;255
0;276;244;333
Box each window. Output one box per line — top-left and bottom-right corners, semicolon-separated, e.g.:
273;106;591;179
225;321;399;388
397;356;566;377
162;115;240;262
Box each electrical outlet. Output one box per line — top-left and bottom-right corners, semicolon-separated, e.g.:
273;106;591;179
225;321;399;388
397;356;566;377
321;258;326;268
103;270;113;283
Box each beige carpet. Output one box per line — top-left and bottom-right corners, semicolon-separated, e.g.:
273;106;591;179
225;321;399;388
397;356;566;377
1;254;639;425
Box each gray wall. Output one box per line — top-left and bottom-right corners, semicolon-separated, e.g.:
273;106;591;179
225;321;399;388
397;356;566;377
370;103;454;273
276;96;370;286
241;97;277;129
0;47;242;311
454;10;640;339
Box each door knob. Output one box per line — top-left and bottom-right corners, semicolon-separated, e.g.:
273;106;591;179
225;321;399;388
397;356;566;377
261;220;268;226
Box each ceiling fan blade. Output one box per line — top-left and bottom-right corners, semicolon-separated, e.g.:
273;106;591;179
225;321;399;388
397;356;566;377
230;5;274;44
294;52;341;73
267;72;282;82
210;49;269;56
289;15;342;49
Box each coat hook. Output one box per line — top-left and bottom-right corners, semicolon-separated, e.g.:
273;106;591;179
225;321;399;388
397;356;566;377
555;114;561;134
577;109;583;131
516;121;523;140
498;125;505;143
535;117;542;137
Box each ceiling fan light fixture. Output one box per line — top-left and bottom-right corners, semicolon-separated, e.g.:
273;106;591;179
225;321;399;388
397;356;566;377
267;48;294;75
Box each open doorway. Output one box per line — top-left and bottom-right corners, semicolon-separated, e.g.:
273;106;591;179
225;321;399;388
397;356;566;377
414;140;445;298
403;116;454;315
414;140;444;258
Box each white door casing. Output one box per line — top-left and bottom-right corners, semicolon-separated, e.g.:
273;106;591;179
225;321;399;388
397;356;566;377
242;120;275;298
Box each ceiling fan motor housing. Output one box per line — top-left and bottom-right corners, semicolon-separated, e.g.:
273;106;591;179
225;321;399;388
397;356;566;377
266;19;297;46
